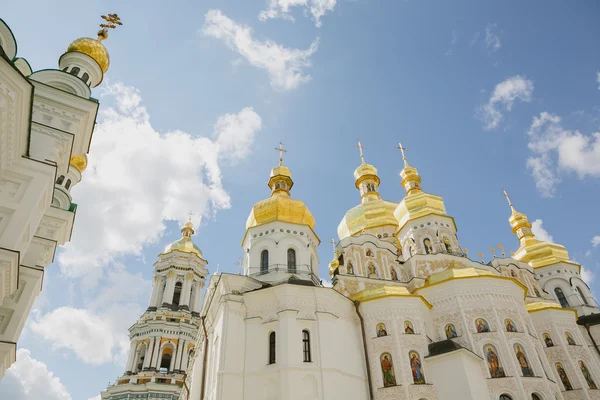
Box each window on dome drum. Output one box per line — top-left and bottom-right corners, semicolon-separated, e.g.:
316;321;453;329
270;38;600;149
56;175;65;185
576;287;589;306
62;67;68;71
70;66;80;76
172;282;182;308
81;72;89;85
302;330;311;362
268;332;276;364
65;179;72;190
261;250;269;274
499;395;513;400
532;394;542;400
287;248;296;273
554;288;570;308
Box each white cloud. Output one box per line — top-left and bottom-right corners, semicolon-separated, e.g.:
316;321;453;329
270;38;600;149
0;349;72;400
321;278;332;287
581;265;595;285
258;0;336;27
58;83;261;276
203;9;319;91
531;219;554;243
445;30;458;56
88;396;101;400
479;75;534;130
527;112;600;197
592;236;600;247
485;23;502;52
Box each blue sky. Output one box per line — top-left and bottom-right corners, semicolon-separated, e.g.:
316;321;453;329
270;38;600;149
1;1;600;399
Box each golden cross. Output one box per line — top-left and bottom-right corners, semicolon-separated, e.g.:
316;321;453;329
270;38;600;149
329;237;336;254
502;189;515;211
394;141;408;167
274;141;287;166
100;13;123;30
187;210;194;221
355;139;366;164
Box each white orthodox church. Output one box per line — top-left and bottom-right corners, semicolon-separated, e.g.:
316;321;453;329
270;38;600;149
1;12;600;400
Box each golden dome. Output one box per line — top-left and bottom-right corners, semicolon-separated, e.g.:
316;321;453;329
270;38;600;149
354;163;379;186
70;154;88;173
66;37;110;72
163;221;203;258
425;264;495;286
245;164;315;232
337;199;398;240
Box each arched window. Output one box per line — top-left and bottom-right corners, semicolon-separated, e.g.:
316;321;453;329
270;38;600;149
499;395;512;400
65;179;72;190
268;332;276;364
576;287;589;306
408;351;426;384
160;349;173;370
56;175;65;185
261;250;269;274
81;72;90;85
302;330;311;362
347;262;354;275
554;287;569;308
172;282;182;307
287;248;296;273
135;344;147;372
70;66;80;76
531;394;542;400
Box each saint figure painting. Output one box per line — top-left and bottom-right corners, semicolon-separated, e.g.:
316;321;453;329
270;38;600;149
409;351;426;384
505;319;517;332
543;333;554;347
423;238;433;254
556;363;573;391
380;353;396;387
376;323;387;337
476;318;490;333
484;344;506;378
565;332;576;346
404;321;415;334
514;344;533;377
579;361;597;390
445;323;457;339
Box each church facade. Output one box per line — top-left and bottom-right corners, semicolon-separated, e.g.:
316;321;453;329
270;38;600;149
0;16;118;378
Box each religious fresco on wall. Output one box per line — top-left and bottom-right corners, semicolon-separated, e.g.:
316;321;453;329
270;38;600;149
347;262;354;275
390;267;398;280
514;344;533;377
565;332;576;345
404;321;415;334
367;264;377;278
423;238;433;254
475;318;490;333
443;237;452;253
543;333;554;347
380;353;396;387
484;344;506;378
556;363;573;391
445;323;457;339
579;360;597;390
505;319;517;332
409;351;426;384
366;249;373;257
376;323;387;337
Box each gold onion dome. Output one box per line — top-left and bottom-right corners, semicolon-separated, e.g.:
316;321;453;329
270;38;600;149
69;154;88;173
337;143;398;240
246;163;316;231
503;191;571;269
65;33;110;72
163;221;203;258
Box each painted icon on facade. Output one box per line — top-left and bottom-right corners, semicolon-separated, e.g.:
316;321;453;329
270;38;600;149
423;238;433;254
443;237;452;253
390;267;398;281
376;323;387;337
445;323;457;339
484;344;506;378
505;319;517;332
380;353;396;387
543;333;554;347
579;360;597;390
565;332;576;346
476;318;490;333
367;264;377;278
347;263;354;275
556;363;573;391
409;351;426;384
514;344;533;377
534;286;541;297
404;321;415;334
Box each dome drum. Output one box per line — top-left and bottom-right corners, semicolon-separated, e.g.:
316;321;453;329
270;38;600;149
59;43;105;87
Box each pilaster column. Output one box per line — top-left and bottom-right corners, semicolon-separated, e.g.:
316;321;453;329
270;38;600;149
143;338;156;370
192;283;203;313
181;344;191;371
151;337;161;370
125;341;136;373
148;276;161;309
162;272;176;306
169;346;176;371
174;339;184;371
180;275;192;310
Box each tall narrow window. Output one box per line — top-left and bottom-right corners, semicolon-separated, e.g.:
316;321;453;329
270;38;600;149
302;330;311;362
261;250;269;274
555;288;569;308
160;349;172;370
56;175;65;185
173;282;182;307
65;179;72;190
576;287;590;306
70;66;80;76
287;248;296;273
268;332;276;364
81;72;90;85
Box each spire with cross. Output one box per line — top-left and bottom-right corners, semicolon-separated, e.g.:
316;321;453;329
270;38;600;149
97;13;123;41
187;210;194;221
355;139;366;164
502;189;516;212
274;141;287;166
329;237;337;255
394;141;409;167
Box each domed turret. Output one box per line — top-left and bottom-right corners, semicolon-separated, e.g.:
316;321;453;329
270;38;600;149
163;221;203;258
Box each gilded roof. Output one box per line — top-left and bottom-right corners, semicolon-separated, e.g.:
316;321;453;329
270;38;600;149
394;190;450;231
337;198;398;240
246;193;315;230
66;37;110;72
163;221;203;258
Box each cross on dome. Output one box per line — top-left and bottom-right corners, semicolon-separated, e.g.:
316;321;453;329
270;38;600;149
395;141;408;167
274;141;287;166
355;139;366;164
502;189;516;212
329;237;336;254
98;13;123;41
187;210;194;221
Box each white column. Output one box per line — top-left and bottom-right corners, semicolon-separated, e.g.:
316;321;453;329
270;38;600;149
151;337;161;370
180;277;192;309
143;338;155;370
169;347;176;371
192;283;203;313
162;273;176;305
181;344;190;371
174;339;184;371
125;341;136;372
149;276;162;308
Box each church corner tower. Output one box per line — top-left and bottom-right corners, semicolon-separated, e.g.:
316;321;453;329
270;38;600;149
242;142;320;285
101;221;208;400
